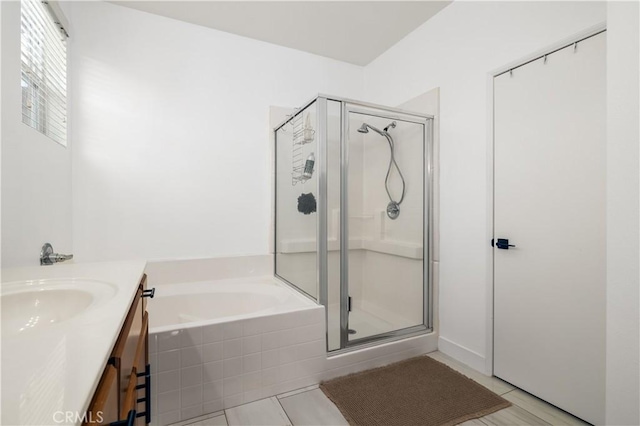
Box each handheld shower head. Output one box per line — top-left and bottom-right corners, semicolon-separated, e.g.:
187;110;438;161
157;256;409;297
383;121;397;132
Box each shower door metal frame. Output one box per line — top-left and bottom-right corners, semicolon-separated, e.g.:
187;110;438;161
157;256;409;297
273;94;434;353
316;97;329;339
338;100;434;351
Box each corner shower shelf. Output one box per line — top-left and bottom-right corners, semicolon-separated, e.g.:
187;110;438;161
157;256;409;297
291;112;315;185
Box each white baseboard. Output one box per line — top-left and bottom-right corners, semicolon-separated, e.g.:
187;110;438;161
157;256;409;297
438;336;487;374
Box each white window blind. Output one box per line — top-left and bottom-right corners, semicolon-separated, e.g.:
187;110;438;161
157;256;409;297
21;0;68;146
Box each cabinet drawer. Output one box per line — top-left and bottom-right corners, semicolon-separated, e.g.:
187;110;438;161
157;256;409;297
112;286;143;411
121;368;138;420
84;365;118;425
133;312;149;372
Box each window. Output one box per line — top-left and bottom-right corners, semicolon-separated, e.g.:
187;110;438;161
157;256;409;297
21;0;68;146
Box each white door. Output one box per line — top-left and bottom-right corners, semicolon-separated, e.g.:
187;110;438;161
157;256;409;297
493;32;606;425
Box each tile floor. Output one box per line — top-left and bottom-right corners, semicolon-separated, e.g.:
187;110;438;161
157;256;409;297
168;351;589;426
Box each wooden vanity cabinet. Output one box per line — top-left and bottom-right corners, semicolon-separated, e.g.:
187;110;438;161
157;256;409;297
85;274;152;425
85;365;119;424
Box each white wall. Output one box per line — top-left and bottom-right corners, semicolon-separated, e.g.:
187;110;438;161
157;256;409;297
363;1;607;370
1;1;3;266
1;1;73;268
605;2;639;424
65;1;363;262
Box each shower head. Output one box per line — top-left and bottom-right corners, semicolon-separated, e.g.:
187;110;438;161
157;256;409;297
358;122;385;136
358;122;396;135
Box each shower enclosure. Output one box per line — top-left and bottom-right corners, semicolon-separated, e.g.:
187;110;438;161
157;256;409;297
274;95;433;352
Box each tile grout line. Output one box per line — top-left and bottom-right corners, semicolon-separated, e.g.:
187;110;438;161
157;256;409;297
276;384;319;400
476;416;491;425
494;402;554;426
275;396;295;426
503;391;583;426
173;409;226;426
430;352;517;397
519;407;554;426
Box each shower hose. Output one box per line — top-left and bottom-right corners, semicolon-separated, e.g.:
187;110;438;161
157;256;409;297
382;132;406;206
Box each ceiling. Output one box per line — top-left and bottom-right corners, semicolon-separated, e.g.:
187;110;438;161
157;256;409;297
109;1;451;66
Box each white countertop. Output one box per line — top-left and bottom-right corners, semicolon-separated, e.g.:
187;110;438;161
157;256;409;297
1;260;147;426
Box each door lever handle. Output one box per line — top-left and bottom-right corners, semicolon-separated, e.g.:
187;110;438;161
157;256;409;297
492;238;515;250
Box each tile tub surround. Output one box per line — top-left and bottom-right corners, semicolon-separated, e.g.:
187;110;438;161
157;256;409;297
150;308;327;425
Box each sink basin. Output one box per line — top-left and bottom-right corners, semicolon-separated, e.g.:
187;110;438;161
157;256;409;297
1;278;117;336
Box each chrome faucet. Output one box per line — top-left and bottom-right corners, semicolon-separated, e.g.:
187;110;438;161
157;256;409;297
40;243;73;265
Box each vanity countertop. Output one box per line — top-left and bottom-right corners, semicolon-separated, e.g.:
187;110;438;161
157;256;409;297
1;260;147;426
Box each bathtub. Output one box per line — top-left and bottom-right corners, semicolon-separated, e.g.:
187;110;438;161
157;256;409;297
148;277;316;332
147;276;327;426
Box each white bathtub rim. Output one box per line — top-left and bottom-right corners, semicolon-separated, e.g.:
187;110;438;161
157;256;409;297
152;275;284;288
149;304;321;334
148;276;320;334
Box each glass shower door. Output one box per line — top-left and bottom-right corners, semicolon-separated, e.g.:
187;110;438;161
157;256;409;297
342;106;429;346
